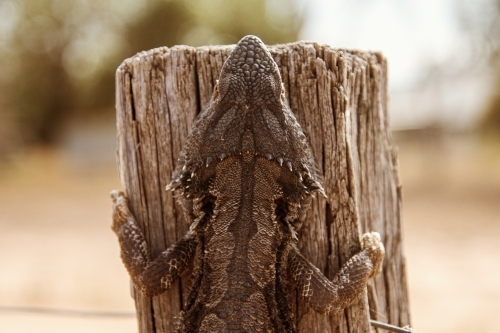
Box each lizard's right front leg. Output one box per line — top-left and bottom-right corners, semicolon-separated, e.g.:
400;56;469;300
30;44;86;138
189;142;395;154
288;231;385;315
111;190;197;297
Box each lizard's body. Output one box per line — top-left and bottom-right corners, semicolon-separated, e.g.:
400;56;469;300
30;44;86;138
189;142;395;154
186;156;292;332
111;35;384;332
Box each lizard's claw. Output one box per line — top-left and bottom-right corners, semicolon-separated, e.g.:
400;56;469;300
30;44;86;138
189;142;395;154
360;232;385;278
110;190;130;232
110;189;125;203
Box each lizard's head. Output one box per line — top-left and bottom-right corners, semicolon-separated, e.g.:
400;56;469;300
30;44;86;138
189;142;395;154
168;35;324;197
216;35;283;106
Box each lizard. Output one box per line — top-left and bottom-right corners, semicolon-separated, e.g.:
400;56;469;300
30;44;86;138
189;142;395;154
111;35;385;333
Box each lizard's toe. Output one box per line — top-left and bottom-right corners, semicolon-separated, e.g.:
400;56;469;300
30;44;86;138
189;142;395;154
110;190;125;203
110;190;130;232
361;232;385;278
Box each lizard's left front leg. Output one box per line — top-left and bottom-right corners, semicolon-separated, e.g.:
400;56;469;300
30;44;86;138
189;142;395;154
288;232;385;315
111;190;198;297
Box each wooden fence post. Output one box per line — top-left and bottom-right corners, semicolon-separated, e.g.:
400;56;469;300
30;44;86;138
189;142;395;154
115;41;410;332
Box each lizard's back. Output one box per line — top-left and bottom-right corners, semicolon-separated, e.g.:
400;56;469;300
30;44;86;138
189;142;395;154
172;36;319;332
194;155;283;332
170;35;322;332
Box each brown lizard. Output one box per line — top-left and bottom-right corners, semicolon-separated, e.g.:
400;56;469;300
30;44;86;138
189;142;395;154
111;35;385;333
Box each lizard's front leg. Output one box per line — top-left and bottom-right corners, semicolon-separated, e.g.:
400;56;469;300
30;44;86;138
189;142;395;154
111;190;198;297
288;232;385;315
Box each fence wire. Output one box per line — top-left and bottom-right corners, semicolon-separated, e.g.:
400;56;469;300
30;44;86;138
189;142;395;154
0;305;416;332
0;305;135;319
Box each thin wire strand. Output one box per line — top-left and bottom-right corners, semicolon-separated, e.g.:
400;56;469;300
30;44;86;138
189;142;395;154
370;319;416;333
0;306;135;319
0;305;416;332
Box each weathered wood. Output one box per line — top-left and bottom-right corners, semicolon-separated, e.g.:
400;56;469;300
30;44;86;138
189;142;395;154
115;41;410;332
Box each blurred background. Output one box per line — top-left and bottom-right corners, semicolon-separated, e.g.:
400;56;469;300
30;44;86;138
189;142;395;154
0;0;499;332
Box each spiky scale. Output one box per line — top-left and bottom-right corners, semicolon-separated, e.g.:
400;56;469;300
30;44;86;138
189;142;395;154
191;166;199;178
296;171;303;182
166;179;181;191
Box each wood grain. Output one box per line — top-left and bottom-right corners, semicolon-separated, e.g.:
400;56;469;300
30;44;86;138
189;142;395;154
115;41;410;332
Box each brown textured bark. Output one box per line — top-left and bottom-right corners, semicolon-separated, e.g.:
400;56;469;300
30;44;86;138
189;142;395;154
115;41;410;332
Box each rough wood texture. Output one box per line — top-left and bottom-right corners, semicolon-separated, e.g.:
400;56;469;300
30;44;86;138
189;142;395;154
115;41;410;332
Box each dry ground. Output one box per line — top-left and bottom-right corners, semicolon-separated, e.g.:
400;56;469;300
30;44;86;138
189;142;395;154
0;131;499;333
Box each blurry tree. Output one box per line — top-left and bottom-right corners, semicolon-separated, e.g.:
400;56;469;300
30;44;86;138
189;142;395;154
0;0;132;147
0;0;76;146
79;0;195;112
0;0;302;155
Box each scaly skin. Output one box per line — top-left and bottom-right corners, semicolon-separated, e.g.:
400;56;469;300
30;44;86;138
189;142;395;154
111;35;385;333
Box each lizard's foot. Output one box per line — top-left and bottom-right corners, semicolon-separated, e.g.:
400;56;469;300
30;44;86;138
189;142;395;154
110;190;130;232
110;189;125;203
360;232;385;278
